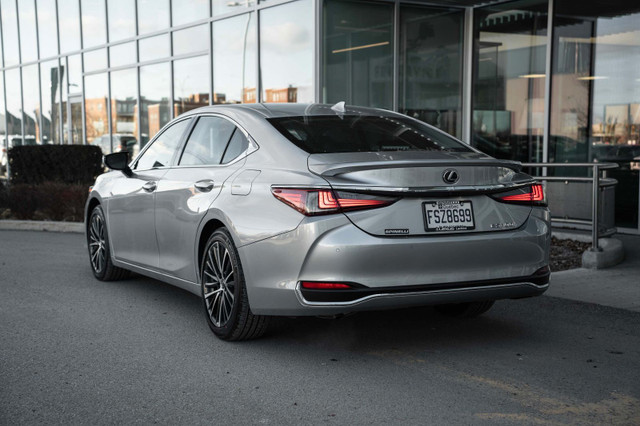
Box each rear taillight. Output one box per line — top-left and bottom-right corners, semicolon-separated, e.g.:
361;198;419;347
272;188;397;216
492;184;546;206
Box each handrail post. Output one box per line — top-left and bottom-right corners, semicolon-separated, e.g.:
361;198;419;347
591;164;601;251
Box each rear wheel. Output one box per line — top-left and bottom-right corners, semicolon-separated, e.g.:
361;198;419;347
201;228;269;341
87;205;129;281
435;300;495;318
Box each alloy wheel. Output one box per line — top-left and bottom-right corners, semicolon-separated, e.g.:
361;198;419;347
89;213;106;274
203;241;236;327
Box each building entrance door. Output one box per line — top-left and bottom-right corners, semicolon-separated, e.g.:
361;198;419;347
66;94;83;145
549;4;640;232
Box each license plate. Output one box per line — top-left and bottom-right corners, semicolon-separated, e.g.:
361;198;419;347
423;200;475;232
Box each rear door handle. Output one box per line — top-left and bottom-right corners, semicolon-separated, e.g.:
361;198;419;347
142;181;157;192
194;179;215;192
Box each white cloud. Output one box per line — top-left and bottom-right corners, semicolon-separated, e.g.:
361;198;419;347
260;22;310;54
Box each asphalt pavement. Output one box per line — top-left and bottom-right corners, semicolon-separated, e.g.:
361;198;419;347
1;230;639;425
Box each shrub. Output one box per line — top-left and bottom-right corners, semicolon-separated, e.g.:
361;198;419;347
8;145;103;185
7;185;40;219
5;183;89;221
38;183;89;221
0;180;7;209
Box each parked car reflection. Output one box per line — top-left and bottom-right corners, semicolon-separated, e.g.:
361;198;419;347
91;134;138;158
1;135;37;175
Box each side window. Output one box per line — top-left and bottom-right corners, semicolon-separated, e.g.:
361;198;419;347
135;118;191;170
179;116;236;166
221;129;249;164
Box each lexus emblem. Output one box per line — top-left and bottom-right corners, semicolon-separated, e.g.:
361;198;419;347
442;169;459;184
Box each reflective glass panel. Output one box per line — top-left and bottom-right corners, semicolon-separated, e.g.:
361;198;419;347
173;25;208;56
85;73;110;152
136;118;191;170
58;0;82;53
40;60;62;144
0;74;5;177
323;0;393;108
399;6;464;138
63;55;84;144
69;102;83;144
67;55;83;96
269;115;473;154
550;2;640;228
139;34;170;62
179;116;236;166
22;65;40;142
138;0;169;34
1;0;19;65
5;69;22;141
84;49;108;72
111;69;139;157
212;0;255;17
110;42;137;67
212;13;256;104
222;130;249;164
81;0;107;47
174;56;210;115
140;63;171;147
472;0;548;163
19;0;38;62
172;0;209;27
261;0;313;103
108;0;136;41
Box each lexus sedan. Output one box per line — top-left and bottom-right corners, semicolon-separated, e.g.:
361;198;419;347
86;103;551;341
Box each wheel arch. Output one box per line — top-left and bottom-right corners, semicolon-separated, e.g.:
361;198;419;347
197;218;227;277
85;196;102;232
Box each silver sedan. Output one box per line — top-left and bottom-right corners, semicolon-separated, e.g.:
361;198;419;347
86;103;551;341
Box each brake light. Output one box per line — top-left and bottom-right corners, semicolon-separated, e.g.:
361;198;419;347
493;184;546;206
272;188;397;216
301;282;352;289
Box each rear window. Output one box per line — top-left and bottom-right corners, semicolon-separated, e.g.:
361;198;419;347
268;115;472;154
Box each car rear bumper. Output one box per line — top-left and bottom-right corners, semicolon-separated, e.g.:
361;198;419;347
238;208;550;316
297;267;549;304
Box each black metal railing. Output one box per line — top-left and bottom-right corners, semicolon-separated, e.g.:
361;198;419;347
521;162;619;251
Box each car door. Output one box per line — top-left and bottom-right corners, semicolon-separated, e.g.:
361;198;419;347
154;115;252;282
107;117;192;269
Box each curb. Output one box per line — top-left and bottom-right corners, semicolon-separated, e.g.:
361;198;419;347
552;230;592;243
0;220;84;234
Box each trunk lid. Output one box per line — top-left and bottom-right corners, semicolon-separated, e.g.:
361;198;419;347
308;152;535;236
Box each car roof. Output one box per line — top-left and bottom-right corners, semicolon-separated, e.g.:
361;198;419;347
180;103;401;120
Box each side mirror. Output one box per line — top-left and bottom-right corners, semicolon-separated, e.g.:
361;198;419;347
104;152;133;177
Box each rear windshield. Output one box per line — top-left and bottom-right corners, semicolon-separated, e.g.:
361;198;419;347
268;115;472;154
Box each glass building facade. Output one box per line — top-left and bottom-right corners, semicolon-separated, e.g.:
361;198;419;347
0;0;639;232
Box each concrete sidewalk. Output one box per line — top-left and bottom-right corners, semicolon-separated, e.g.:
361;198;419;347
547;233;640;312
0;219;84;233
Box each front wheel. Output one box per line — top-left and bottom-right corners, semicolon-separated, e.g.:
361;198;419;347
201;228;269;341
87;205;129;281
435;300;495;318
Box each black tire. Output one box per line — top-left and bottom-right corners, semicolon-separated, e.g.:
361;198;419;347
87;205;130;281
201;228;269;341
435;300;495;318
